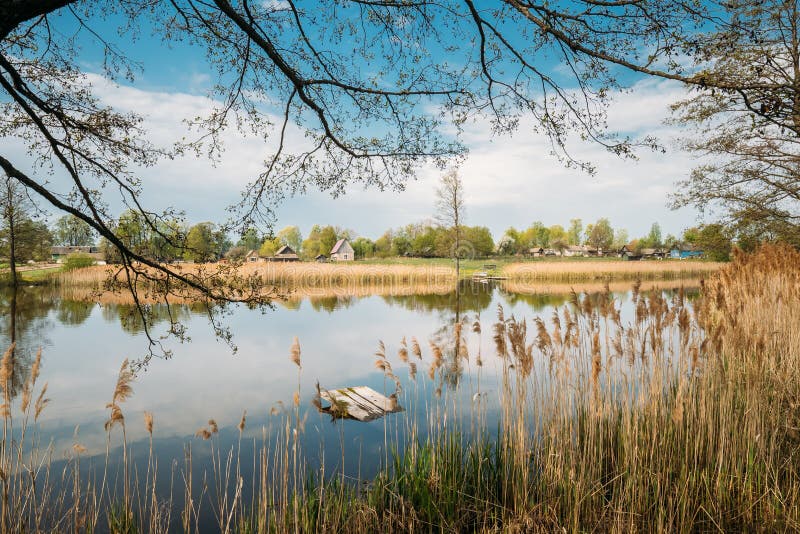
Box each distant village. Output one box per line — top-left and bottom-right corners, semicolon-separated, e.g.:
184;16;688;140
26;213;730;268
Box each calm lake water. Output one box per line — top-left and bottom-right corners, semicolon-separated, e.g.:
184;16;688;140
0;280;699;530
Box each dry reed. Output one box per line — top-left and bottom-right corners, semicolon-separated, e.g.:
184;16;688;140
0;244;796;533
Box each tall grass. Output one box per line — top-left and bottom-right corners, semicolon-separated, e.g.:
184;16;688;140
54;258;718;293
1;244;796;532
503;258;722;281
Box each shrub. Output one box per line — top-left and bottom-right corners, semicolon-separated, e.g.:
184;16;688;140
62;252;96;271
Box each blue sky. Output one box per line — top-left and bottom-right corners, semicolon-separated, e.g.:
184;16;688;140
12;5;706;242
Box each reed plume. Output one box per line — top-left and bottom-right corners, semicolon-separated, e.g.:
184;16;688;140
493;305;508;358
375;340;386;360
398;337;409;363
21;348;42;413
0;343;15;417
34;383;49;421
411;337;422;359
289;337;301;368
591;329;602;385
144;412;154;435
408;362;417;380
105;359;134;431
238;410;247;433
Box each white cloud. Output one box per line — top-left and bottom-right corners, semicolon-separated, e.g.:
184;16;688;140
282;78;701;239
3;74;703;240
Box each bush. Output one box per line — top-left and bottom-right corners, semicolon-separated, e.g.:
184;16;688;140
62;253;95;270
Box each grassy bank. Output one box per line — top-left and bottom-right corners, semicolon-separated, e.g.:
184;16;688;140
0;264;62;285
0;244;796;532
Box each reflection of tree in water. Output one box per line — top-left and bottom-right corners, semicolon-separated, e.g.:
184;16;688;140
425;281;493;389
101;302;194;336
0;286;53;398
276;299;301;311
56;299;94;326
498;290;571;312
382;280;494;314
309;295;356;313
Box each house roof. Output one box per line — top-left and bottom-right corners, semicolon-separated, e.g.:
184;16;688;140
51;246;97;254
330;238;349;254
244;249;258;257
275;245;296;256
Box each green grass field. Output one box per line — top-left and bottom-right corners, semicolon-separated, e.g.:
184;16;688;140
0;264;62;284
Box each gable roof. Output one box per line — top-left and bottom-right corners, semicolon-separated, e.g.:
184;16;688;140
330;238;350;254
275;244;296;256
244;249;258;258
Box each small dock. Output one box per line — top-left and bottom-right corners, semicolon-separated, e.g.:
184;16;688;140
472;271;508;281
318;385;403;422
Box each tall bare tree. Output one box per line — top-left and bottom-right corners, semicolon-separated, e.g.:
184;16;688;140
435;169;466;277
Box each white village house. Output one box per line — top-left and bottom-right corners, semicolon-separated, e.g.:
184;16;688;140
330;238;354;261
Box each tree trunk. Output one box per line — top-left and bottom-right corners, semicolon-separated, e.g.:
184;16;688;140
7;210;16;289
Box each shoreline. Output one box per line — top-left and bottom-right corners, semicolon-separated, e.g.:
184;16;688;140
48;258;722;290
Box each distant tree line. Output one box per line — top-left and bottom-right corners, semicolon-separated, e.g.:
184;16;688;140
0;203;749;268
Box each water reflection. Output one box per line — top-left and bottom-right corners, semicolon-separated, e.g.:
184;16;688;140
0;287;54;398
0;280;708;533
0;281;700;448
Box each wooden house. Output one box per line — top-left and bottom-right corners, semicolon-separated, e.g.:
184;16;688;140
272;245;299;262
244;249;260;263
330;238;355;261
584;246;600;257
562;245;585;257
315;254;328;263
50;246;103;263
640;248;668;259
670;244;704;259
528;246;544;257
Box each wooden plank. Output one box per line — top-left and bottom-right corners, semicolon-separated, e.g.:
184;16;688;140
320;390;372;421
344;386;390;412
318;386;402;422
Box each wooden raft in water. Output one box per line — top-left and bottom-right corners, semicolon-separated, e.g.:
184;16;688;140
318;386;403;422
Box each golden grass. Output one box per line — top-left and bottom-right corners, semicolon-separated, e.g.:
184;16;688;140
502;258;722;281
51;280;456;305
499;277;703;295
54;258;717;296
